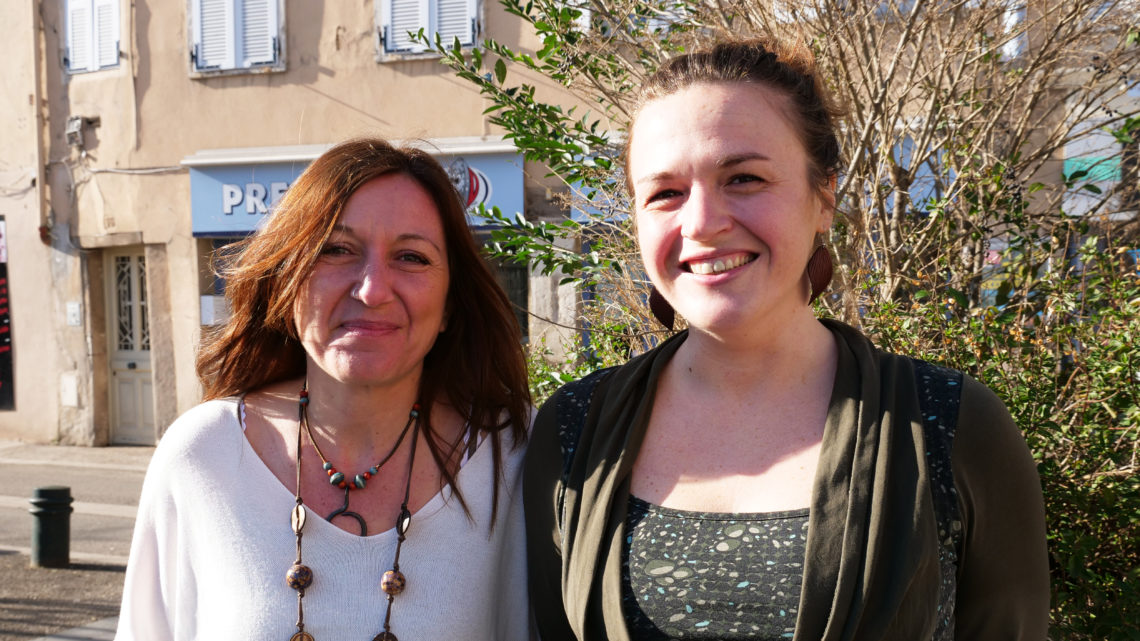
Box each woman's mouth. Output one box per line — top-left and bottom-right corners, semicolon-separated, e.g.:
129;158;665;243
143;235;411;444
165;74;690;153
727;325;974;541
683;253;756;275
339;320;400;333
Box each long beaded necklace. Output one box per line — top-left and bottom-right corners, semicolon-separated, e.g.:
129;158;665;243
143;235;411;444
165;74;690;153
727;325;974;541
285;385;422;641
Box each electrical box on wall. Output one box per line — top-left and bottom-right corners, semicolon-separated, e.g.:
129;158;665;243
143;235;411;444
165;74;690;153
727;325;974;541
200;295;229;326
60;372;79;408
66;301;82;326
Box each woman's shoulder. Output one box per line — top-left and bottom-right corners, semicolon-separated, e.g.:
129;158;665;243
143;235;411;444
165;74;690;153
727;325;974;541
164;397;241;437
533;367;616;456
537;367;614;415
150;398;244;466
827;318;1025;464
134;398;248;517
822;317;972;386
535;331;689;419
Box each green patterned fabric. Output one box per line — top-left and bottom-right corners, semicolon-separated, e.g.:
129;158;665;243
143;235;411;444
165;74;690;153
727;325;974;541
621;497;809;639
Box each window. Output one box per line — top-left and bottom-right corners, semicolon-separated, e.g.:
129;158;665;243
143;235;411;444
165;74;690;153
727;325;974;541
1001;4;1026;60
378;0;478;56
569;0;690;36
65;0;120;73
189;0;284;74
889;134;952;216
1088;0;1140;21
471;231;529;340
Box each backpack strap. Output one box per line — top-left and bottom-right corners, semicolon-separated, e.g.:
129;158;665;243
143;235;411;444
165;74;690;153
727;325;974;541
912;358;964;641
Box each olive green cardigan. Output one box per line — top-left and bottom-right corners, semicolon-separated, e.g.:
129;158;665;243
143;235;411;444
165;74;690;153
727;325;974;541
524;320;1049;641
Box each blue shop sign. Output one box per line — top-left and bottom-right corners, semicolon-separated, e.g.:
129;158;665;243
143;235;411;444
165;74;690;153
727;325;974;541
188;151;524;237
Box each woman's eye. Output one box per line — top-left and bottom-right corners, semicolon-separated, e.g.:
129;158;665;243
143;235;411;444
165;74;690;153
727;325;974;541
397;252;430;266
645;189;682;205
729;174;763;185
319;243;352;256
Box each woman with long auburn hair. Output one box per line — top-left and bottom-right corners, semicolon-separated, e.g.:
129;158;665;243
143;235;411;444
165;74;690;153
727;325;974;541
116;138;532;640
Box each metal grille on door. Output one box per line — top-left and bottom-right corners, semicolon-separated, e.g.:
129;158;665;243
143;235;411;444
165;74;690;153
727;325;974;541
109;252;155;444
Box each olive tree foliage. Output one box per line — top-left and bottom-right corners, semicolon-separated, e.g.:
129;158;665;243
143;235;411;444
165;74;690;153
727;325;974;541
422;0;1140;636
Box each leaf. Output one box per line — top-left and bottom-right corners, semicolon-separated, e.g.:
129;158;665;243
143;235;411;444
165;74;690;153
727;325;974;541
947;288;968;308
1066;169;1090;184
494;59;508;84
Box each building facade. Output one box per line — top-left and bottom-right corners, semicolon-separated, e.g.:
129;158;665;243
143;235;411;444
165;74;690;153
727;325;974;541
3;0;1135;446
0;0;579;445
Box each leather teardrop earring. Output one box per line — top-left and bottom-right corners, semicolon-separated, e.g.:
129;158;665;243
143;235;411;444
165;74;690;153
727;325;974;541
806;245;833;304
648;286;675;330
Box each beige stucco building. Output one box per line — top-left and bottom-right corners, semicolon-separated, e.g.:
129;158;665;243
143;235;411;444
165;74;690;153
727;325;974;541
0;0;579;445
3;0;1136;446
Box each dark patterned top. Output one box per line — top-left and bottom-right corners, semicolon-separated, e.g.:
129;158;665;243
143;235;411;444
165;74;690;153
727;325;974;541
621;495;809;640
913;360;963;640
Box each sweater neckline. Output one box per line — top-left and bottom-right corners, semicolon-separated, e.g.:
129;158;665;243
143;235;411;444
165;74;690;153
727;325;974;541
222;397;488;542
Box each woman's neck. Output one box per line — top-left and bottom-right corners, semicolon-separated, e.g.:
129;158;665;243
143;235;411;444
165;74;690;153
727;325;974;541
673;311;835;398
300;369;424;470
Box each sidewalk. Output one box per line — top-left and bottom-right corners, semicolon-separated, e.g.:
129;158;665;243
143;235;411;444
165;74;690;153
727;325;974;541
0;441;153;641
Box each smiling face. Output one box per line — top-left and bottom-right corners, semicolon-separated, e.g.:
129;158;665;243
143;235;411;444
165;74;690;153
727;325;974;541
293;173;450;390
629;81;834;337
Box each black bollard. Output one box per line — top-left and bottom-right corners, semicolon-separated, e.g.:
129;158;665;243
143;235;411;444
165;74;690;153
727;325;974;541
29;486;73;568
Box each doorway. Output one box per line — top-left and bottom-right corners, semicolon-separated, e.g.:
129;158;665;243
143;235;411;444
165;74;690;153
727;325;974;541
106;249;155;444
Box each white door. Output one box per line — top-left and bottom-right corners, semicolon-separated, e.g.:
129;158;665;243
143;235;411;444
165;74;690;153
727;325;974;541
108;250;155;444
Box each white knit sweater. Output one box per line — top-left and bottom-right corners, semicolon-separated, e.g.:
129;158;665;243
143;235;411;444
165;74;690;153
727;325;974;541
115;399;530;641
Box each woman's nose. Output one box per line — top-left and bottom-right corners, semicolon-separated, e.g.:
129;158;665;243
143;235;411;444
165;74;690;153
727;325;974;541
680;187;732;240
350;261;395;307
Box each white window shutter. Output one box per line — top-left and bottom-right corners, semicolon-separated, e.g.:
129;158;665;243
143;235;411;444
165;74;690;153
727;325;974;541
67;0;92;73
435;0;475;48
568;0;591;32
94;0;119;69
1002;5;1027;60
385;0;428;53
240;0;277;66
194;0;234;70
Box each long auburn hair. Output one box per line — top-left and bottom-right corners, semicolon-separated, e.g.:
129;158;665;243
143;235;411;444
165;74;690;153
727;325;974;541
196;138;530;515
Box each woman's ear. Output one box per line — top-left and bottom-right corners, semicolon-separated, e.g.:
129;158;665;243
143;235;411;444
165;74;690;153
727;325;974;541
439;298;451;333
816;174;838;233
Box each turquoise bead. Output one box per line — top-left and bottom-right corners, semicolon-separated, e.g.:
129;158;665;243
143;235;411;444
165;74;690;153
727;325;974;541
322;462;333;471
354;474;367;489
369;466;378;475
329;472;345;485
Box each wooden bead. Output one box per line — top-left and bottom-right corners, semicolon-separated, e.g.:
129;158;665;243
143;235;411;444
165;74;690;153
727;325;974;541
372;632;398;641
380;569;406;595
286;563;314;590
291;632;314;641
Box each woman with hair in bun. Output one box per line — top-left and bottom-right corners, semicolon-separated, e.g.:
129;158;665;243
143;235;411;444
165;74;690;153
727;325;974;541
525;39;1048;641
